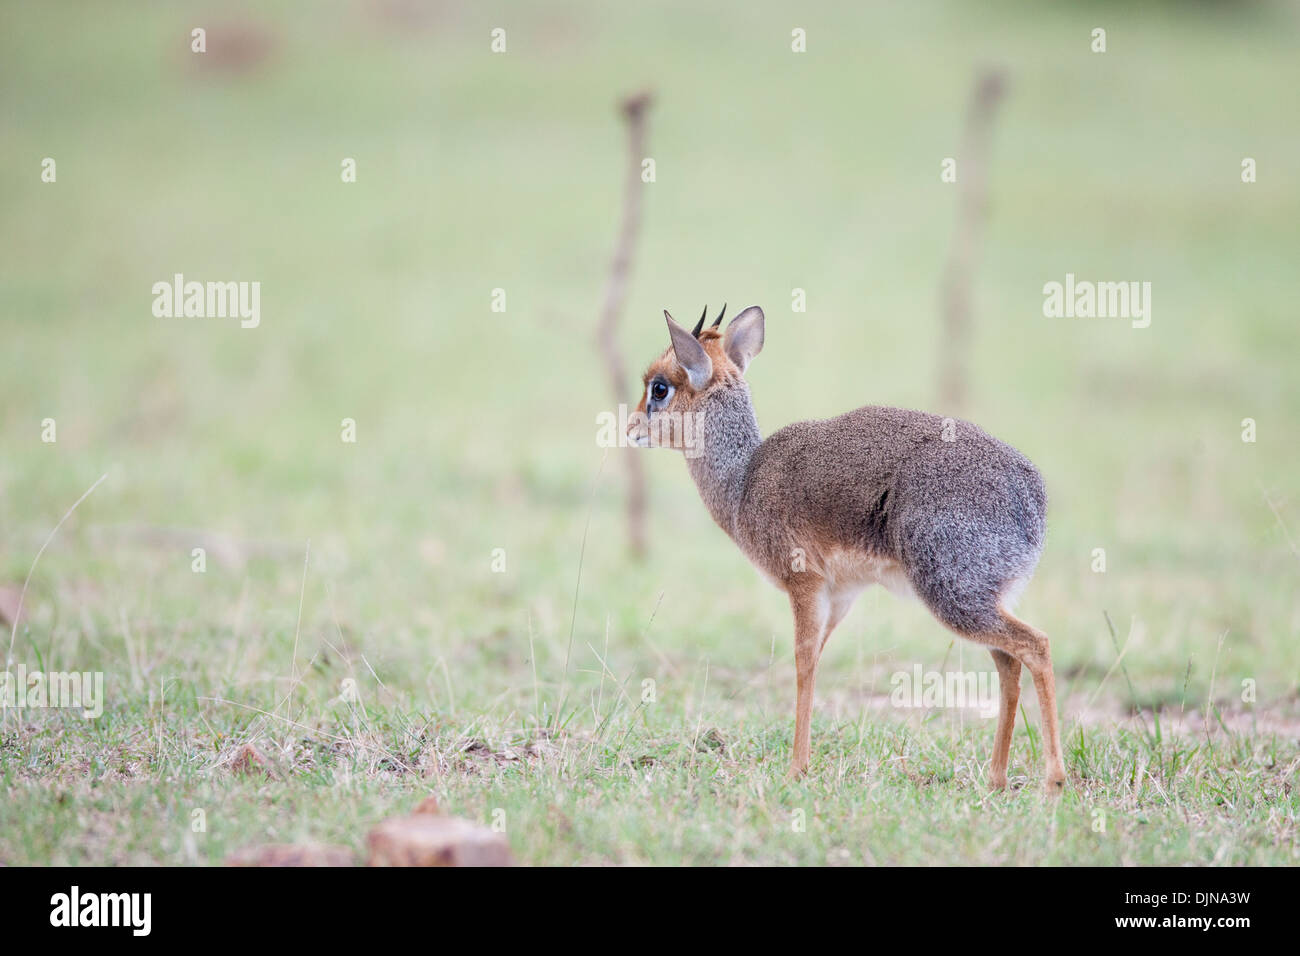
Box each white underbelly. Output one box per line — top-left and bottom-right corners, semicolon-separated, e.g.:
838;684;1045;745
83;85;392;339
823;550;915;601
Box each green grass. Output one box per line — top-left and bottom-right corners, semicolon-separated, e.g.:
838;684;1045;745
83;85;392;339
1;0;1298;865
3;696;1295;865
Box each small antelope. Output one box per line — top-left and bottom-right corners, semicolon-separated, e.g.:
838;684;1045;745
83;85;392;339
628;305;1066;792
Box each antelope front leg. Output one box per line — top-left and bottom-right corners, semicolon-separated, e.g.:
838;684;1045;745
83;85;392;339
787;586;829;779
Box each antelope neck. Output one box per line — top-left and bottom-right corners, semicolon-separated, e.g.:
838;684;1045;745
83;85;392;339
685;382;762;535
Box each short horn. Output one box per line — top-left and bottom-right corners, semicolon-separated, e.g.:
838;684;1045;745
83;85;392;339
692;305;708;337
712;303;726;328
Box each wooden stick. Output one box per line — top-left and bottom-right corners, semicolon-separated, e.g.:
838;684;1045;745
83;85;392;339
939;69;1006;413
597;92;653;558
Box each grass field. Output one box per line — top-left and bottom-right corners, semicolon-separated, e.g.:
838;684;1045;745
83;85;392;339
1;1;1298;865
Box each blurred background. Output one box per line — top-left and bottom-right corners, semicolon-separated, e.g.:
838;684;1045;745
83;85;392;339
2;0;1298;783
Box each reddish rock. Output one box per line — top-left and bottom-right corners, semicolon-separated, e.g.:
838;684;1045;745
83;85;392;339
229;743;273;777
367;815;513;867
226;843;354;867
0;585;27;628
412;795;441;815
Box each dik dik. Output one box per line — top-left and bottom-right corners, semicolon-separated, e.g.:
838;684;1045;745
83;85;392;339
628;305;1066;793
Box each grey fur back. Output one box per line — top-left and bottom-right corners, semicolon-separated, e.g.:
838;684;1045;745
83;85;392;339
732;405;1047;635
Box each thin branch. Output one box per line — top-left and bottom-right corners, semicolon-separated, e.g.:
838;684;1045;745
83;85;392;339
597;91;654;558
938;69;1006;413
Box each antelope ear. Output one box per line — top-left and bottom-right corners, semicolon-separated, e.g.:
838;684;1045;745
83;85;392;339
724;306;765;373
665;310;713;389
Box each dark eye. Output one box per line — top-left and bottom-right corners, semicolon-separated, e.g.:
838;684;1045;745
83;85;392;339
651;381;669;401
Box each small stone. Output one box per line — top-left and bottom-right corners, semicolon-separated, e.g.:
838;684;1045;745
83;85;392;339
229;743;273;777
226;844;354;867
413;795;441;815
0;585;27;628
367;815;513;867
